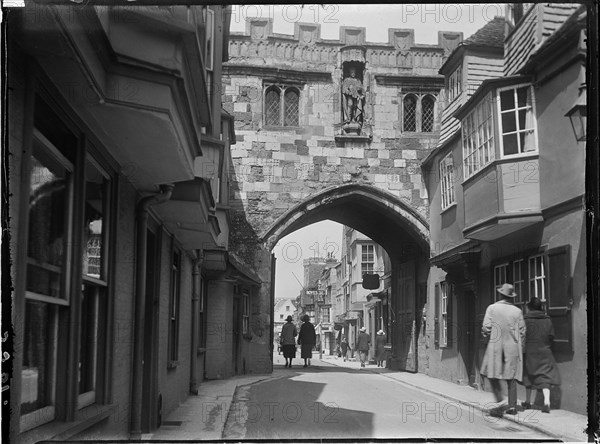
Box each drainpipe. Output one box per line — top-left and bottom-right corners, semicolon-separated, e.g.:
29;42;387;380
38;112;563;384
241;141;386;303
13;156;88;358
130;184;174;440
190;249;203;394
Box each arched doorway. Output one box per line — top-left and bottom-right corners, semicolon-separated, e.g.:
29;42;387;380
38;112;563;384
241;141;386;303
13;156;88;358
261;184;430;372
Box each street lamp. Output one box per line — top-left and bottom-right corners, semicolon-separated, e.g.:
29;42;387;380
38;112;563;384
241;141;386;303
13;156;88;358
565;83;587;142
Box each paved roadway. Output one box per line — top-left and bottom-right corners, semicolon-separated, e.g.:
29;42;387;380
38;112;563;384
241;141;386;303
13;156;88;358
223;357;557;441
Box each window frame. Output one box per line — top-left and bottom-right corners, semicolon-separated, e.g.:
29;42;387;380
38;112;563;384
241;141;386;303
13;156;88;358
497;84;538;159
360;244;375;277
242;289;250;336
402;93;418;132
168;247;182;366
461;92;495;179
263;83;301;128
439;281;451;348
447;65;462;102
439;152;455;211
21;96;115;431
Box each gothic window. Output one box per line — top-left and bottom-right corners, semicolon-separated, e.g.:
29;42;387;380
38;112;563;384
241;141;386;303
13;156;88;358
422;95;435;132
403;94;417;132
403;93;436;133
264;84;301;127
284;88;300;126
265;87;281;126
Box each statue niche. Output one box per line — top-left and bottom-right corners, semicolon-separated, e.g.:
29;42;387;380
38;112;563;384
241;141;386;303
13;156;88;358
341;62;365;134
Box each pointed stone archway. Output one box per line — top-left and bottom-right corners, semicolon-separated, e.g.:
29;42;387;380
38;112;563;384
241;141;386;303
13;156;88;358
253;183;430;373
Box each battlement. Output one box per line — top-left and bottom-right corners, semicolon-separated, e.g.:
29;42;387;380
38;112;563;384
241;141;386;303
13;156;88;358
228;18;462;70
232;18;462;52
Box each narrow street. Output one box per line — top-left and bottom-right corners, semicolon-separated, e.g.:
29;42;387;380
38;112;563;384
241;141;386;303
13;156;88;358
222;353;556;441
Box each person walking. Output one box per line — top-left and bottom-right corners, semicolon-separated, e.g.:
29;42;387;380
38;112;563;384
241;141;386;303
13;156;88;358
375;329;387;367
298;314;316;367
481;283;526;417
520;297;561;413
281;315;297;368
356;326;371;369
340;337;349;362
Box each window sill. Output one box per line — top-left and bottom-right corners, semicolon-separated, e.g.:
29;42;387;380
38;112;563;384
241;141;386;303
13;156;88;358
262;125;301;131
197;347;207;355
20;404;117;444
440;202;457;215
167;360;180;369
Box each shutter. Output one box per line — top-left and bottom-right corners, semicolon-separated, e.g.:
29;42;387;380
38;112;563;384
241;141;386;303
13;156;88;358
447;284;453;347
434;283;440;346
546;246;572;352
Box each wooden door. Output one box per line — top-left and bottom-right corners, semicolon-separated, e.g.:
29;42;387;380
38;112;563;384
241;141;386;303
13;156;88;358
396;261;416;372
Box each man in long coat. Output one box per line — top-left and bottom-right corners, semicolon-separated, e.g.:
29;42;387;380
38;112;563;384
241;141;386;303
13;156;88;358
481;283;526;417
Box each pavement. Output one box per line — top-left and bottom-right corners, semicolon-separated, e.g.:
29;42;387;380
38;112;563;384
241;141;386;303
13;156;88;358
147;352;590;442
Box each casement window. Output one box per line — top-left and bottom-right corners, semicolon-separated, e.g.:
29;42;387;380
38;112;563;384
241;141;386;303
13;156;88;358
168;249;181;365
361;244;375;276
491;247;573;351
462;93;495;179
286;306;290;311
280;314;284;320
439;153;455;210
498;85;537;157
21;96;113;430
242;289;250;336
321;307;330;323
264;84;300;127
528;254;545;301
402;93;437;133
448;65;462;102
434;281;452;348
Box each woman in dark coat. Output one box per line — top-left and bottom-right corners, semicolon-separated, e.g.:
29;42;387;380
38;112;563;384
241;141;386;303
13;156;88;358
521;298;561;413
375;330;387;367
298;314;316;367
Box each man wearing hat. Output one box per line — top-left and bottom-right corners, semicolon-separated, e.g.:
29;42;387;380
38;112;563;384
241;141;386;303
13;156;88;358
481;283;526;417
281;315;298;368
355;326;371;369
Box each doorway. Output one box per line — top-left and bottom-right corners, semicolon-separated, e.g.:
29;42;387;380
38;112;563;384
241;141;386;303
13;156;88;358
457;288;476;386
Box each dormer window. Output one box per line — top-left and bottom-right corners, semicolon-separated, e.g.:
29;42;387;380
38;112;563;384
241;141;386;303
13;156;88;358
448;65;462;102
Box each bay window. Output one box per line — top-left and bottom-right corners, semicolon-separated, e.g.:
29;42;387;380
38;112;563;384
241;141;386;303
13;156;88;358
498;85;537;157
462;93;495;179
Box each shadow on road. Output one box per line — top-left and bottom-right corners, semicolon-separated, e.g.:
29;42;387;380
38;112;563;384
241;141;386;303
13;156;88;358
225;374;375;439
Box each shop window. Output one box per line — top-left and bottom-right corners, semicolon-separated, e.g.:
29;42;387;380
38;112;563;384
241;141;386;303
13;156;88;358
490;247;573;350
21;97;113;431
264;84;300;127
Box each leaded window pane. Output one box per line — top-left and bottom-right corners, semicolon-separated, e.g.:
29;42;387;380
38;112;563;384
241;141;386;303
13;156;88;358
265;88;281;126
422;96;435;132
403;95;417;132
284;88;299;126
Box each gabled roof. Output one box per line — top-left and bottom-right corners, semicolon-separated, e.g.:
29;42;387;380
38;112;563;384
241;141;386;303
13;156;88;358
462;16;506;48
439;16;505;74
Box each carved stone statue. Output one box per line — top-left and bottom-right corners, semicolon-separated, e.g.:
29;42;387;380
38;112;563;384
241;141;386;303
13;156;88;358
342;67;365;128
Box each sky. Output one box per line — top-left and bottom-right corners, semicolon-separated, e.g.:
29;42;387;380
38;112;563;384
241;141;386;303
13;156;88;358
232;4;505;300
229;4;505;44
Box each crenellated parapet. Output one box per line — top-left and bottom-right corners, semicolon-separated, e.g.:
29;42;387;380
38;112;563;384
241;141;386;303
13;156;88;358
229;18;462;72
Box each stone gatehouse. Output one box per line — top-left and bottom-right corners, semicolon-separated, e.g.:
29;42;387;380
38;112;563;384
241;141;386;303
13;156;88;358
222;19;462;372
